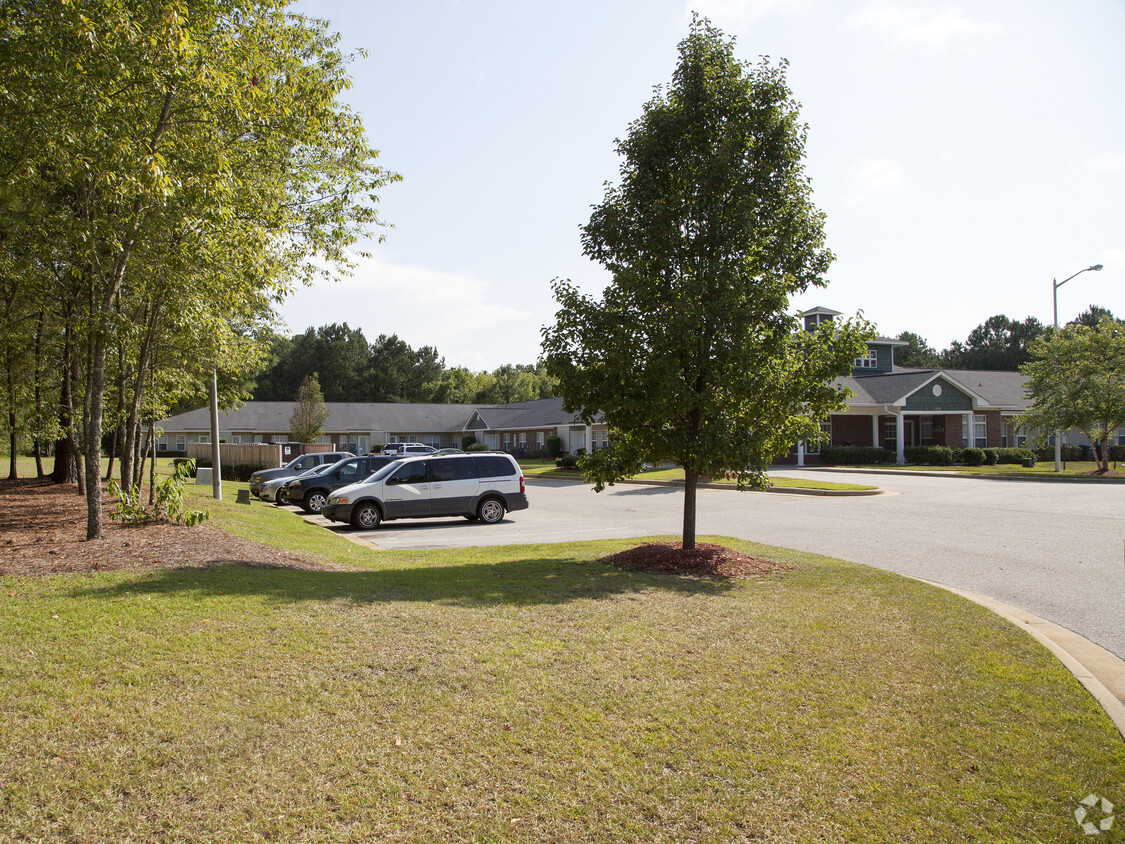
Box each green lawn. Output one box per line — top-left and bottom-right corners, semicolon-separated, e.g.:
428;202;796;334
520;461;877;491
820;461;1123;478
1;474;1122;841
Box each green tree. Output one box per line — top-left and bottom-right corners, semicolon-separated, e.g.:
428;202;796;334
1;1;398;538
942;315;1044;370
290;374;331;443
542;18;871;549
894;331;940;369
1018;318;1125;473
1070;305;1120;329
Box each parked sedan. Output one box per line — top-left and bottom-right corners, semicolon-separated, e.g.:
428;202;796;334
280;454;397;514
261;463;336;503
248;451;354;497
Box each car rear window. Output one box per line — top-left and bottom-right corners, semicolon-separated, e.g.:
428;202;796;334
431;457;475;482
472;455;516;478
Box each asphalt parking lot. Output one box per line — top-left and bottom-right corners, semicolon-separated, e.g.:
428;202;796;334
302;472;1125;661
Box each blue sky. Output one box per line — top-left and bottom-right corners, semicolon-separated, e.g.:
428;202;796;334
284;0;1125;370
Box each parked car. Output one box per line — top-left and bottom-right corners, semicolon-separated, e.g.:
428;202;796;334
432;448;465;455
381;442;437;457
259;462;336;503
321;452;528;529
248;451;354;498
280;454;396;514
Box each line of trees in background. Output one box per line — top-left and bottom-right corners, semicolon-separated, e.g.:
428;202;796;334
893;306;1117;371
250;324;557;405
0;1;397;539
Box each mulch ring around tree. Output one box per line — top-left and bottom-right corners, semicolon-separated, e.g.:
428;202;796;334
0;477;331;576
601;541;793;579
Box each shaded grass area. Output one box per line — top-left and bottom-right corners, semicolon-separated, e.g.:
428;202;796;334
521;462;877;491
3;506;1124;840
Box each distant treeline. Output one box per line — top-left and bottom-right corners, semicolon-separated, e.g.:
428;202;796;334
251;324;556;404
893;306;1117;371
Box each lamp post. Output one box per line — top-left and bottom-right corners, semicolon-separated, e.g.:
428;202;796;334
1051;263;1104;471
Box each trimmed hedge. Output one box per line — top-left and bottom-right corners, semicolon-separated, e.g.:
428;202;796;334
994;447;1036;465
466;442;489;452
904;445;954;466
819;446;895;465
1033;444;1084;462
961;447;985;466
555;455;580;469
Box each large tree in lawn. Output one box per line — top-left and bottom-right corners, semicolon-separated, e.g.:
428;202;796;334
542;18;870;550
1017;317;1125;473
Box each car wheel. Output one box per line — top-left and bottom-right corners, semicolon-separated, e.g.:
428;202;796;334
478;498;505;524
352;503;381;530
303;491;328;514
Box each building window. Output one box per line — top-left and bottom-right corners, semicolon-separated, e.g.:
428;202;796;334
518;432;527;448
855;349;878;368
920;418;933;446
423;435;441;448
536;431;545;449
175;435;185;451
503;433;511;451
973;414;987;448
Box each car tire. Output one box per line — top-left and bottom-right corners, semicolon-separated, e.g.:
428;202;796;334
352;502;381;530
477;498;505;524
303;490;328;514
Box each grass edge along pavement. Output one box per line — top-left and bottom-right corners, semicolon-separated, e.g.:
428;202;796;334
3;485;1124;841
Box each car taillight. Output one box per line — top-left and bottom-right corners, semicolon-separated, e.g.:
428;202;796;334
520;475;525;494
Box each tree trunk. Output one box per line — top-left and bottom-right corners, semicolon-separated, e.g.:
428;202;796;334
33;310;45;478
52;329;78;486
83;325;109;539
122;301;159;491
682;464;698;550
7;412;16;480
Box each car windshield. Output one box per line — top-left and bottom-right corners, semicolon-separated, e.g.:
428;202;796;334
364;461;401;483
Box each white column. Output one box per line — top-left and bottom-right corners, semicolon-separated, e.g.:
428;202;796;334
896;412;905;465
585;424;592;454
797;441;805;467
872;414;880;448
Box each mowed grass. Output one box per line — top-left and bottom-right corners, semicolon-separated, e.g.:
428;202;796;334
519;461;877;491
1;472;1123;841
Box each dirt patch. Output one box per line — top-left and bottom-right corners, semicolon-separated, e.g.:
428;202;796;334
0;478;329;576
602;541;792;579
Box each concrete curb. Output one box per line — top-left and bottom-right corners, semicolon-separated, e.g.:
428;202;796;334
526;475;884;497
789;466;1125;483
918;580;1125;742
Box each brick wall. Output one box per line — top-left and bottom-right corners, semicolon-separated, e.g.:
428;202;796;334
831;414;876;447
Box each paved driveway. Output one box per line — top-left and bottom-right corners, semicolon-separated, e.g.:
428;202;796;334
319;472;1125;660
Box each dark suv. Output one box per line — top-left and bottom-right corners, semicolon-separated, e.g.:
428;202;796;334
248;451;354;498
279;454;396;514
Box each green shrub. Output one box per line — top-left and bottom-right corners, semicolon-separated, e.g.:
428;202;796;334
903;445;953;466
1110;445;1125;462
193;460;265;482
1033;444;1084;462
545;434;563;457
108;459;209;526
466;442;489;452
819;445;895;465
994;447;1036;465
460;436;476;450
983;448;998;465
961;447;985;466
555;455;580;469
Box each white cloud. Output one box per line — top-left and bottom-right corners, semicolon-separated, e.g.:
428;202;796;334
1086;153;1125;174
277;258;533;368
843;157;906;205
847;0;1002;52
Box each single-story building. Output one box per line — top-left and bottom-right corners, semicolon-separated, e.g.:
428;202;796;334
159;306;1123;466
156;397;607;457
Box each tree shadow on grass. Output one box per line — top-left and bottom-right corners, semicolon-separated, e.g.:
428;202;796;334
65;554;738;608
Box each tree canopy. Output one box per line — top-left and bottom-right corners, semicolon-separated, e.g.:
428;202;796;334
542;17;870;549
0;0;399;537
290;374;331;443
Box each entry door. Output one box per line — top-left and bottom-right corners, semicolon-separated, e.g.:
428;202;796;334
382;461;431;518
904;420;915;447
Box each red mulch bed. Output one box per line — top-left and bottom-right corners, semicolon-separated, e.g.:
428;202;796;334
602;541;792;579
0;477;328;576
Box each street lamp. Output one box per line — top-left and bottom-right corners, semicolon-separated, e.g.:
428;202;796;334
1051;263;1104;471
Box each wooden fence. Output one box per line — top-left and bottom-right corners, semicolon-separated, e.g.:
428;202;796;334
185;442;338;469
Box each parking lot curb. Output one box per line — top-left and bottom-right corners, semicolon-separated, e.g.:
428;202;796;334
526;475;883;496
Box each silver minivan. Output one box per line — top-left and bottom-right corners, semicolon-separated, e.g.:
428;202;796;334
320;452;528;529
